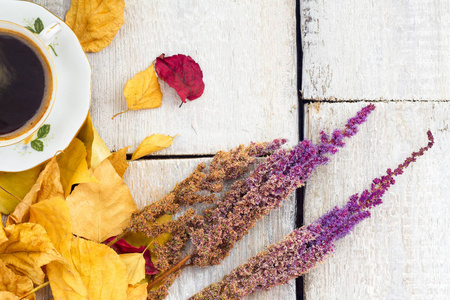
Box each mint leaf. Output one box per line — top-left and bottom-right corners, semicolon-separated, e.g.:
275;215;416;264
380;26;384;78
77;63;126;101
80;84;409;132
34;18;44;34
37;124;50;139
31;140;44;152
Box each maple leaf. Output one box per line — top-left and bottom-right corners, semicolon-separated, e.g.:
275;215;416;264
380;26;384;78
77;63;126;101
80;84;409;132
0;164;42;214
0;260;34;300
131;134;176;160
65;0;125;52
67;159;137;243
155;54;205;103
0;223;62;285
7;157;64;225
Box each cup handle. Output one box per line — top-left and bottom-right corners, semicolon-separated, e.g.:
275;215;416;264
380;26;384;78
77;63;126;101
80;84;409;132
38;22;62;46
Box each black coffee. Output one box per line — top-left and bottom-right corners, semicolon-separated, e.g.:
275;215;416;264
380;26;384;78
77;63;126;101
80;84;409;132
0;30;50;136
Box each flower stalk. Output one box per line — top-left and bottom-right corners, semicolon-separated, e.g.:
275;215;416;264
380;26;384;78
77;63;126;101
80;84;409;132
190;130;434;300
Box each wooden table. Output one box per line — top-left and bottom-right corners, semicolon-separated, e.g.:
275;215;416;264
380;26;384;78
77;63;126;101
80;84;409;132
29;0;449;299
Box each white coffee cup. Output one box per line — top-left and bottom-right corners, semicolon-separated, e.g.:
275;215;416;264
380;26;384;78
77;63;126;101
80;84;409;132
0;20;61;147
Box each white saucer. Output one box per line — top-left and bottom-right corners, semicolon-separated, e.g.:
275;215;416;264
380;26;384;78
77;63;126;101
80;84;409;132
0;0;91;172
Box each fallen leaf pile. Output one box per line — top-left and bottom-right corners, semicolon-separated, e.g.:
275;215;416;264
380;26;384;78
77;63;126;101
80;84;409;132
0;116;176;299
0;0;203;298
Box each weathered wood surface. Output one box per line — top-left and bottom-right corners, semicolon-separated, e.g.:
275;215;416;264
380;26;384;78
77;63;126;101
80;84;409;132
88;0;297;154
301;0;450;101
304;102;450;299
125;159;296;300
32;0;299;154
21;1;299;300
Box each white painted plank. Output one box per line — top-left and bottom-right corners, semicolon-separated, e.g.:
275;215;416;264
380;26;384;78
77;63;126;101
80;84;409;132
86;0;298;154
125;158;296;300
304;102;450;299
301;0;450;101
34;0;298;154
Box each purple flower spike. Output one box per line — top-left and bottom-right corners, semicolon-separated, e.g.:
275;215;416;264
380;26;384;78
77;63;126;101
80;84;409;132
190;130;434;300
188;105;376;267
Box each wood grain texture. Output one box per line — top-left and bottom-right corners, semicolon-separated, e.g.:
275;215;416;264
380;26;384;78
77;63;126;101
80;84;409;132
301;0;450;101
303;102;450;299
125;158;296;300
32;0;299;154
86;0;298;154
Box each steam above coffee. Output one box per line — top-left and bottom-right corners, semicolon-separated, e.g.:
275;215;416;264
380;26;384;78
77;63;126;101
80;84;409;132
0;30;51;137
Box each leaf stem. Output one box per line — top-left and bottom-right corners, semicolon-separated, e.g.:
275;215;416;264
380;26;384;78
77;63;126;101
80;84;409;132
0;185;22;202
147;254;192;290
112;109;130;120
106;229;129;247
143;239;155;253
19;281;50;299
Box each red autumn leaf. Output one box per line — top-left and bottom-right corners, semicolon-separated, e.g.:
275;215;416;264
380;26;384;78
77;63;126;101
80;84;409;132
155;54;205;103
104;237;159;275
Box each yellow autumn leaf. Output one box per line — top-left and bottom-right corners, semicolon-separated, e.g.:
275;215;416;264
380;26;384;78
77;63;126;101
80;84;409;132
65;0;125;52
91;126;112;168
120;253;146;285
67;159;137;243
0;223;62;285
0;164;42;214
0;260;34;300
0;291;20;300
131;134;176;160
126;283;148;300
0;222;7;246
29;197;72;260
7;157;64;225
108;146;131;178
76;114;112;169
57;138;99;197
113;63;162;118
47;237;128;300
123;214;173;248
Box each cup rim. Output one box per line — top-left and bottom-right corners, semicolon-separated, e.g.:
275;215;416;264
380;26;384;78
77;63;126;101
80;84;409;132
0;20;57;147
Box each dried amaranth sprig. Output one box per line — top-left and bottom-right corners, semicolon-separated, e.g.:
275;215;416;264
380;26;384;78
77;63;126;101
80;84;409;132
188;104;376;267
146;105;375;291
190;130;434;300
